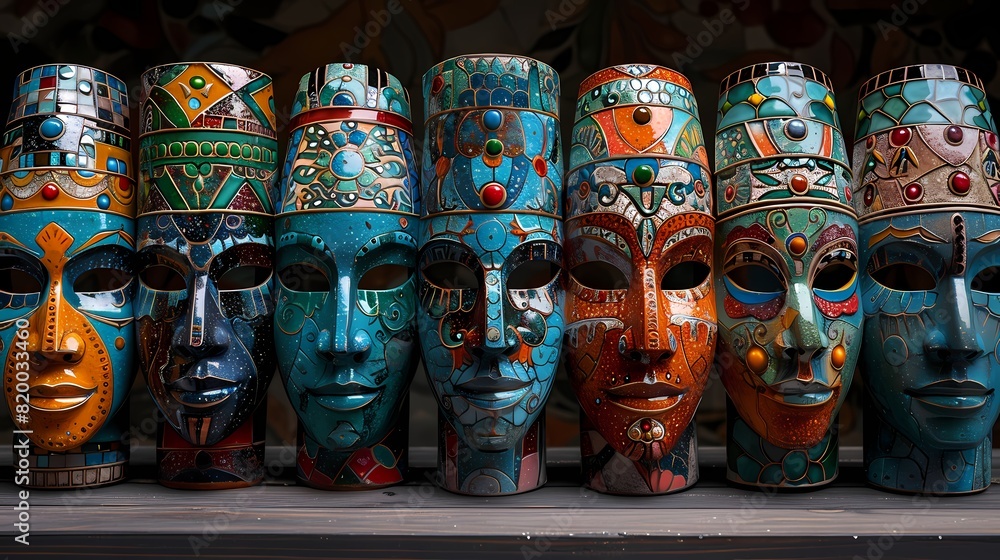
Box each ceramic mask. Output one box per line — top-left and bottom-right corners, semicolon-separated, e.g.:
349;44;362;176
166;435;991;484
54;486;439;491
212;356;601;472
853;64;1000;494
136;62;277;488
714;62;863;488
1;64;135;488
564;65;715;495
419;54;563;495
274;63;419;489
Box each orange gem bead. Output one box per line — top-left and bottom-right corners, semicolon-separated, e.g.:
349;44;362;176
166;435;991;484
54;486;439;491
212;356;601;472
831;344;847;370
746;346;769;374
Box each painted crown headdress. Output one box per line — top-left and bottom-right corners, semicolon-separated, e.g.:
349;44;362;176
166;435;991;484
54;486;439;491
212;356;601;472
851;64;999;221
276;63;417;216
137;62;277;216
0;64;133;217
714;61;854;220
420;54;561;219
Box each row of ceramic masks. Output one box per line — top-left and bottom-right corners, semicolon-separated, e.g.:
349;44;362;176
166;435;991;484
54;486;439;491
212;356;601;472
3;58;997;498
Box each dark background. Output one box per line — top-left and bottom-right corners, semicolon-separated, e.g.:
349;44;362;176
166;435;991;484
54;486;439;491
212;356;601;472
0;0;997;452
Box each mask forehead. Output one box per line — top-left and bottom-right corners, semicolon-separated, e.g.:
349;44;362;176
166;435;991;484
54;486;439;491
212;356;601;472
139;212;273;268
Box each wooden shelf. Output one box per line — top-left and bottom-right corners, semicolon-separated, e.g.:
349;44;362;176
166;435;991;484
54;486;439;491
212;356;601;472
3;447;999;558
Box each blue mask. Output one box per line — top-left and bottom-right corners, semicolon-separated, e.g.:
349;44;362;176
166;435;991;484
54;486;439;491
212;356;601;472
273;63;420;489
136;212;274;446
419;55;564;495
853;64;1000;493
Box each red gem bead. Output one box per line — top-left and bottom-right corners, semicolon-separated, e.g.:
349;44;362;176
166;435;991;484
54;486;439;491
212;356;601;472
789;174;809;194
481;182;506;207
41;183;59;200
863;184;875;206
725;185;736;202
431;75;444;95
987;132;999;151
533;156;547;177
640;420;652;432
845;186;852;202
890;127;911;147
865;135;876;149
945;126;964;144
904;182;922;201
950;171;971;194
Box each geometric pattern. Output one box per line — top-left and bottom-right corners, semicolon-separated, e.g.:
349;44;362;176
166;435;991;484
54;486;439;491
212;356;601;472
422;54;560;119
290;62;412;121
8;64;129;132
852;64;1000;221
714;61;855;219
856;63;996;137
570;64;707;171
137;63;278;216
279;63;418;216
421;55;561;219
140;62;276;139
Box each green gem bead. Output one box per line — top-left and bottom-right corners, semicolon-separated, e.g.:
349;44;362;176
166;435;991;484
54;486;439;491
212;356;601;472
485;138;503;157
633;164;654;186
190;76;206;89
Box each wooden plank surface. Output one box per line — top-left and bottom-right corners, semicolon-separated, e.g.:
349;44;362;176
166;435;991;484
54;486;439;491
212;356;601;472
2;447;999;558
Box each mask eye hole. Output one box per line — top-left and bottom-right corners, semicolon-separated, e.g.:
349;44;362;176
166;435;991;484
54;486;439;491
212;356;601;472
0;268;42;294
217;265;271;291
570;261;628;290
725;264;784;293
359;264;412;290
814;263;856;292
508;260;560;290
972;266;1000;293
871;263;936;291
74;268;132;293
422;261;478;289
662;261;710;290
139;265;186;291
277;263;330;292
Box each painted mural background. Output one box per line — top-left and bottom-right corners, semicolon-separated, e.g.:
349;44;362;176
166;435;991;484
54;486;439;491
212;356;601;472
1;0;998;452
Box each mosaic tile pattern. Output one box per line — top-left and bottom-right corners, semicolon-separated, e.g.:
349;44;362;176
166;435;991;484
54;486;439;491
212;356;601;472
8;64;129;131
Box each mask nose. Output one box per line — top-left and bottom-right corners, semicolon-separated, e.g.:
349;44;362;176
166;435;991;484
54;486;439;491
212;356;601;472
33;278;86;363
171;273;230;360
317;328;372;364
618;328;677;365
784;284;830;355
472;268;518;356
617;267;676;365
924;279;984;364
